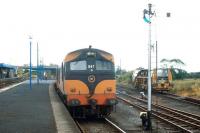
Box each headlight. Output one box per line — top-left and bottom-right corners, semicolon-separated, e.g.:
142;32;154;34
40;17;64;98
88;99;97;106
68;99;80;106
87;52;96;57
106;99;118;105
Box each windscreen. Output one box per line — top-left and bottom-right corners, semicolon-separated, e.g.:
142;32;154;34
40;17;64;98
70;60;87;70
96;60;113;70
157;69;168;77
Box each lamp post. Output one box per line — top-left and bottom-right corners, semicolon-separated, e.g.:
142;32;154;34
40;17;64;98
29;36;32;90
37;42;39;84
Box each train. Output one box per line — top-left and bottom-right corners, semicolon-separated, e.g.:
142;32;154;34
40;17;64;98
132;68;173;92
55;46;117;118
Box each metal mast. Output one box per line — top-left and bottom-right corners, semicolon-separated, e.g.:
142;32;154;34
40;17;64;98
37;42;39;84
143;3;155;130
29;36;32;90
147;3;152;130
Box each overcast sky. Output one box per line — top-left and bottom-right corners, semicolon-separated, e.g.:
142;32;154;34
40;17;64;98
0;0;200;72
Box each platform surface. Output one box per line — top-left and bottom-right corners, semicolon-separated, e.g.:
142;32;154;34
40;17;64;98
0;80;79;133
0;80;80;133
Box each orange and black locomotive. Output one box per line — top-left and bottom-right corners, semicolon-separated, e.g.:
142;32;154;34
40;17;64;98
56;46;117;118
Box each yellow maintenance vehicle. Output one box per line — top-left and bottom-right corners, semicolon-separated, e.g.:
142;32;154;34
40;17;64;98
132;68;173;92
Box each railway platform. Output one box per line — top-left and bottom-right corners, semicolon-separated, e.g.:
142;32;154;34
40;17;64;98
0;80;80;133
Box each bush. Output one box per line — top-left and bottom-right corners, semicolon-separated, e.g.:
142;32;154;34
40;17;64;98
171;79;200;98
117;71;133;85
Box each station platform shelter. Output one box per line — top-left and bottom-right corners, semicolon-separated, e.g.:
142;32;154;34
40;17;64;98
0;63;17;79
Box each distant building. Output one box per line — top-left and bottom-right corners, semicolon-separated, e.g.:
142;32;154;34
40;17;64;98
21;65;57;80
0;63;17;79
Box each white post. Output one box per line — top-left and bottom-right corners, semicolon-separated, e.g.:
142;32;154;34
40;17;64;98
148;3;152;113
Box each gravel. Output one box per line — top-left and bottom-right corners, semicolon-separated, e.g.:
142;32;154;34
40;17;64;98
114;86;200;133
108;100;168;133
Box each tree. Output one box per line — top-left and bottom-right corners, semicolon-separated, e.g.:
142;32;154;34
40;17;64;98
160;58;170;68
115;66;126;76
169;59;185;69
49;63;58;67
160;58;185;69
160;58;187;80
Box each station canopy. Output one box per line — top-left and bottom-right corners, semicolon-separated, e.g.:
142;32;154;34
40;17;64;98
0;63;16;70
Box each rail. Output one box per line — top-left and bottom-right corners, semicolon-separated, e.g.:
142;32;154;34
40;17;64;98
117;90;200;133
0;77;25;89
161;92;200;106
74;118;126;133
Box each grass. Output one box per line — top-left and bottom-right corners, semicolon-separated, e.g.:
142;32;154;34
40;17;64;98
117;80;133;89
116;71;133;89
171;79;200;99
117;73;200;99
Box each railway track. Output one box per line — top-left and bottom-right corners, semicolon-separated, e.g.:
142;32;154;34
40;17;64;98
160;92;200;106
74;117;126;133
0;77;25;89
117;90;200;133
56;85;126;133
118;84;200;106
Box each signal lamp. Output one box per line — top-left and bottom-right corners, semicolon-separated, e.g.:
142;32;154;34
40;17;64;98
87;52;96;57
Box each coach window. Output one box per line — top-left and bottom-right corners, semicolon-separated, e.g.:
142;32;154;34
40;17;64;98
70;60;87;70
96;60;113;70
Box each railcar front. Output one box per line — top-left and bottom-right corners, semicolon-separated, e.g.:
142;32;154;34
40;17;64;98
58;48;117;117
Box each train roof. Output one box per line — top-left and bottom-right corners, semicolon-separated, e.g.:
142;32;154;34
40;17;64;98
64;47;114;63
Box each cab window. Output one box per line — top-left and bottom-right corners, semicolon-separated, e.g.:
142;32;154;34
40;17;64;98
96;60;113;70
157;69;168;77
70;60;87;70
